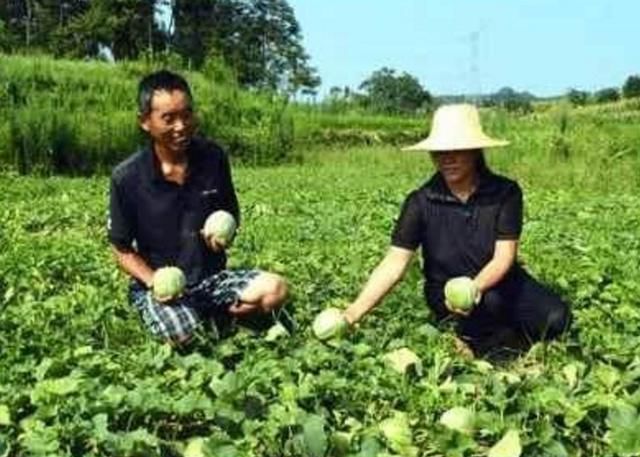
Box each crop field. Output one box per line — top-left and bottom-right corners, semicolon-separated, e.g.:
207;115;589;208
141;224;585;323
1;136;640;457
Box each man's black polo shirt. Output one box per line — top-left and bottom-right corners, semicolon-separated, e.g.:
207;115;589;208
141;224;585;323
391;170;523;287
108;136;239;285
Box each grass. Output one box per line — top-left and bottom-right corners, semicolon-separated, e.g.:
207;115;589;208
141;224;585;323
1;134;639;454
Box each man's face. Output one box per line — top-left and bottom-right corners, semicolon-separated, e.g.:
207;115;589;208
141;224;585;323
139;89;196;154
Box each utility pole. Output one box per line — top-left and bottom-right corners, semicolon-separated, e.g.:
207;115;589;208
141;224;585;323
469;30;481;105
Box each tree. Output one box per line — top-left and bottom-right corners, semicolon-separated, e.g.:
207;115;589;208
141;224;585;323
594;87;620;104
53;0;165;59
481;87;533;114
567;88;589;106
358;67;431;115
0;0;320;93
1;0;92;53
0;18;9;51
622;75;640;99
172;0;320;94
0;0;166;58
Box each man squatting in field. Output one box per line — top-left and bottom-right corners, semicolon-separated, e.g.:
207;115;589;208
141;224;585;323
342;104;571;357
108;70;287;344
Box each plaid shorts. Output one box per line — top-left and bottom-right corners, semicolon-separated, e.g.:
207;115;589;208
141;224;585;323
129;269;260;341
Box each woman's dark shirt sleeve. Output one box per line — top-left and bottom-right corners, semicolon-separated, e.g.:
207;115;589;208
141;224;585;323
496;183;523;240
391;191;423;250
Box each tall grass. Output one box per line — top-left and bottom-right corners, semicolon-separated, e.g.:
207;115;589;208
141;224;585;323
2;53;640;178
0;54;295;174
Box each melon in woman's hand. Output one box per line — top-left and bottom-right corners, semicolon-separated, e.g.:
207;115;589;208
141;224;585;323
313;308;347;341
444;277;478;312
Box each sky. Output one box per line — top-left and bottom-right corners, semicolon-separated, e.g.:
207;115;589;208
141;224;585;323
287;0;639;98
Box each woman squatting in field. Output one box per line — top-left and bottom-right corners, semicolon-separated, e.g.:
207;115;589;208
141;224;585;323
342;104;571;357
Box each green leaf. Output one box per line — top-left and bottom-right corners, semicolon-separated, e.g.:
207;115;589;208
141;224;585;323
303;414;327;457
209;372;238;398
30;376;82;405
541;440;569;457
184;437;206;457
0;435;9;457
330;431;352;456
184;435;239;457
18;419;60;455
488;430;522;457
380;411;418;456
356;435;382;457
383;347;422;376
0;406;10;426
439;407;475;435
607;403;637;430
607;403;640;456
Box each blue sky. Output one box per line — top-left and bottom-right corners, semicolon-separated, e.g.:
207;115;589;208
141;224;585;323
288;0;638;97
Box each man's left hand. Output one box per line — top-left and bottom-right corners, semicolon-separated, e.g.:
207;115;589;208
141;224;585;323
200;230;231;253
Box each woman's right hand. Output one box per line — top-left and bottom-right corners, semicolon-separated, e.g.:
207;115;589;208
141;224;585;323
444;298;473;317
342;307;359;326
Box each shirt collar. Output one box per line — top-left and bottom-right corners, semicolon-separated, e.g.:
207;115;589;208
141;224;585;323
144;137;202;185
424;169;499;203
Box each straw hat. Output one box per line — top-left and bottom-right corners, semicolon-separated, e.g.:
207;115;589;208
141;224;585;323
404;104;509;151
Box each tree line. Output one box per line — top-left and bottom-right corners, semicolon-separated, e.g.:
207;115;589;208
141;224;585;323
0;0;320;94
566;76;640;107
2;2;639;114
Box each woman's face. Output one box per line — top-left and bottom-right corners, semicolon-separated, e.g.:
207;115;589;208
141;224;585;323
430;149;479;186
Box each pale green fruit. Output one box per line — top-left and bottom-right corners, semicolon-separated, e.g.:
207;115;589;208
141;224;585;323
153;266;186;299
444;277;477;311
203;210;237;245
312;308;347;341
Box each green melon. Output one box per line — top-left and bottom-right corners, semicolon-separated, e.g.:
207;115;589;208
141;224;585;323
153;266;186;299
312;308;347;340
444;277;477;311
203;210;237;245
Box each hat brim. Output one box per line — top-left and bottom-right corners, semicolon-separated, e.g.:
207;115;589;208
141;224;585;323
402;136;509;152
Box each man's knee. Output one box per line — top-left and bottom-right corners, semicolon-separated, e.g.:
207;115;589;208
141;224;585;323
246;272;288;312
261;274;288;311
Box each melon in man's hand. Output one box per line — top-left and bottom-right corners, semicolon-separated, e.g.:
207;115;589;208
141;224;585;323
203;210;237;245
313;308;347;341
153;266;186;300
444;277;478;311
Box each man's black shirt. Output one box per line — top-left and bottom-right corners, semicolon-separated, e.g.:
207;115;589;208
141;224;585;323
391;170;523;287
108;136;239;285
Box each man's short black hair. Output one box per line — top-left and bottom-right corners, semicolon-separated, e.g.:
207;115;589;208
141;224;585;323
138;70;193;116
